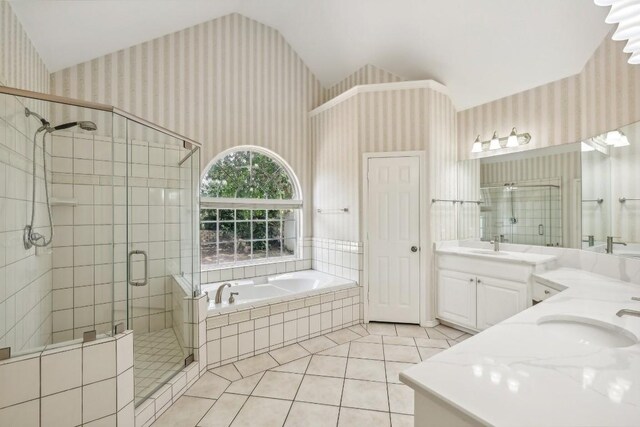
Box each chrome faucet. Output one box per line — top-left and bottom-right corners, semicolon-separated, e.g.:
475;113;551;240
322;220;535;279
229;292;239;304
214;282;231;304
490;235;500;252
616;309;640;318
606;236;627;254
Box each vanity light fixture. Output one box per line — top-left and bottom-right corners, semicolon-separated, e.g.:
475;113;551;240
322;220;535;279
489;131;501;150
595;0;640;65
506;128;519;148
605;130;630;147
470;129;531;153
471;135;483;153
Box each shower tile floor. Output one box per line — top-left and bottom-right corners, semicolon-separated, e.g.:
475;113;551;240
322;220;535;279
153;322;471;427
135;328;186;403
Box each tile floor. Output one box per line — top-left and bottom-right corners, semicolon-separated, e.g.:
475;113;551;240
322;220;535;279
135;328;186;403
152;322;471;427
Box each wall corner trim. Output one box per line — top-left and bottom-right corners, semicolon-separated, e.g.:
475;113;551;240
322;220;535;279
309;79;450;117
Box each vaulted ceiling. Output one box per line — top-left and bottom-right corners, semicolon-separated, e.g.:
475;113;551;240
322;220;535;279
10;0;611;109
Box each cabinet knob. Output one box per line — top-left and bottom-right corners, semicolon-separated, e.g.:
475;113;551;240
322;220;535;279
477;279;482;284
544;290;550;295
469;278;474;282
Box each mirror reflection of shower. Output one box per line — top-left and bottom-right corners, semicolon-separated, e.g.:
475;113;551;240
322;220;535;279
23;108;97;249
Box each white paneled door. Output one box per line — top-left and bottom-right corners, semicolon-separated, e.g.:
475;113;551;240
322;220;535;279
367;156;421;323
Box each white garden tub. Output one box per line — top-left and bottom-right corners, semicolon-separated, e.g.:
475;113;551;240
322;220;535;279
203;270;357;314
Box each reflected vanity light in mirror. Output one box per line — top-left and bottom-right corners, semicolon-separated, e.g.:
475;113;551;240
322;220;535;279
506;128;518;148
605;130;630;147
472;135;483;153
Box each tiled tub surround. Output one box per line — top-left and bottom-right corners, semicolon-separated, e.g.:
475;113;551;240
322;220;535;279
153;322;471;427
0;330;134;426
205;283;362;369
0;93;54;355
49;131;187;341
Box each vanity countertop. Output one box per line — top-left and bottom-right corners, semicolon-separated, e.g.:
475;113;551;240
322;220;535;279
436;245;557;265
400;268;640;426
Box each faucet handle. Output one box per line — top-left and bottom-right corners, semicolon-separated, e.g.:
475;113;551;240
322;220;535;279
229;292;239;304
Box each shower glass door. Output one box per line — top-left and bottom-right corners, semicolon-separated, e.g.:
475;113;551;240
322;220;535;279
118;116;196;405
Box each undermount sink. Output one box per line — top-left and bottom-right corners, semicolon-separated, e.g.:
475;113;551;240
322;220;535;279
469;249;504;256
537;315;638;348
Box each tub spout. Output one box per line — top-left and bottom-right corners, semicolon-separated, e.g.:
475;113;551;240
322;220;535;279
214;282;231;304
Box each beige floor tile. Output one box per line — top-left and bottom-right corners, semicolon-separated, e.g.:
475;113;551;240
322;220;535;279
198;393;248;427
356;334;383;343
269;344;309;364
154;396;214;427
284;402;339;427
413;338;449;349
306;355;348;378
349;342;384;360
424;328;449;340
338;407;391;427
325;328;361;344
394;324;428;338
383;345;420;363
385;361;414;384
184;372;230;399
457;333;473;342
382;336;416;346
299;336;336;353
318;343;350;357
434;324;466;339
295;375;344;406
225;372;264;395
345;358;386;382
366;323;397;336
448;339;459;347
418;347;443;360
390;413;413;427
348;325;369;337
230;396;291;427
233;353;278;377
252;371;303;400
341;379;389;411
271;355;311;374
210;364;242;382
388;383;413;415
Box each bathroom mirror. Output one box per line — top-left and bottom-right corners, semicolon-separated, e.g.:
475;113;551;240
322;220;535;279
458;119;640;259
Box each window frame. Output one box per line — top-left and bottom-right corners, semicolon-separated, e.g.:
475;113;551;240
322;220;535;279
200;146;303;271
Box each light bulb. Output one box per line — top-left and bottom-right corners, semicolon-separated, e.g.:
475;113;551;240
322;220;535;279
506;128;518;148
471;135;483;153
489;131;500;150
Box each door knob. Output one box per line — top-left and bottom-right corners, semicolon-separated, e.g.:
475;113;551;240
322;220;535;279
411;246;418;252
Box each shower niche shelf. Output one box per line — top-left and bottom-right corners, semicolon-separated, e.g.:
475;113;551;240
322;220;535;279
50;197;78;207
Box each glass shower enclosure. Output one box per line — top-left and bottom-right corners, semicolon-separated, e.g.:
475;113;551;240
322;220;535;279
0;86;200;406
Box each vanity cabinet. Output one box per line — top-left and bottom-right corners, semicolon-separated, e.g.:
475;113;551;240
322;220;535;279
435;250;554;332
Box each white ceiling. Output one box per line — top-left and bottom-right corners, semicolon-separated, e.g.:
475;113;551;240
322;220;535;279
10;0;611;110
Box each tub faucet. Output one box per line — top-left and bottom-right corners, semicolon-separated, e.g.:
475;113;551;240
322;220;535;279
490;236;500;252
214;282;231;304
616;309;640;318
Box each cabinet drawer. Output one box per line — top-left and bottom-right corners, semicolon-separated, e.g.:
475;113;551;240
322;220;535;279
532;282;559;302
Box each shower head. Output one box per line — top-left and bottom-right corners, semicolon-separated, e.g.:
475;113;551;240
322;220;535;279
49;121;97;132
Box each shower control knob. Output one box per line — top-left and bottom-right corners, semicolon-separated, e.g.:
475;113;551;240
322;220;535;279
411;246;418;252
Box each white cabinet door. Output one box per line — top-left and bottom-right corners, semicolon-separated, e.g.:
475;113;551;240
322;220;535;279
367;156;421;323
476;275;527;330
437;270;476;329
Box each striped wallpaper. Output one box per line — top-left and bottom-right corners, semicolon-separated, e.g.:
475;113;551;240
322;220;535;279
323;64;404;103
480;147;582;248
50;13;324;237
0;1;49;91
458;33;640;160
311;85;458;243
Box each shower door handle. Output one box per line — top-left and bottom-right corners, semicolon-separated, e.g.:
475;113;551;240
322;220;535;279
128;250;148;287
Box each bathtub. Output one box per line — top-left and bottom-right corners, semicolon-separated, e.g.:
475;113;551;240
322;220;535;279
202;270;357;314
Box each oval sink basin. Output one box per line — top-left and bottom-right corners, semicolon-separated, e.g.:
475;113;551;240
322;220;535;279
469;249;504;256
537;315;638;348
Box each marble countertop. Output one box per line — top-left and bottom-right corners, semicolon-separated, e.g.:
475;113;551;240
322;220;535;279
436;245;557;265
401;268;640;426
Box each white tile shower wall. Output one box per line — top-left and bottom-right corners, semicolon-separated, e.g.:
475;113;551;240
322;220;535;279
201;238;313;284
0;330;134;426
205;285;362;368
311;237;363;283
50;131;185;341
0;92;54;355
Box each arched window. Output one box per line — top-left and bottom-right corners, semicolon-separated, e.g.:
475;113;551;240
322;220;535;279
200;147;302;269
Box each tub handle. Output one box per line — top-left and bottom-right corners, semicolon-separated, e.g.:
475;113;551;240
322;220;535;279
229;292;239;304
